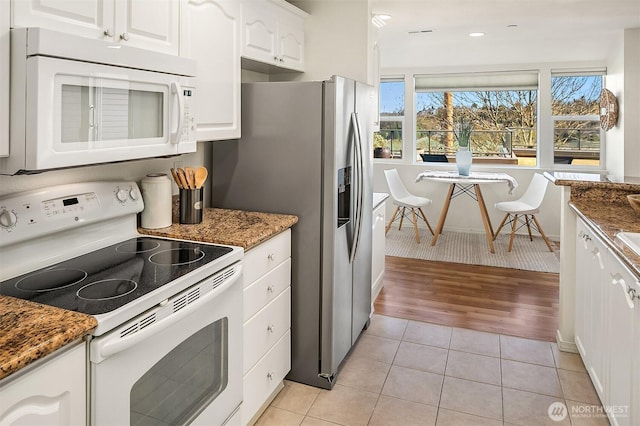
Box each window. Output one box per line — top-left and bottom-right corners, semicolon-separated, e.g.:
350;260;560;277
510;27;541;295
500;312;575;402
414;72;538;165
375;77;404;159
551;71;604;167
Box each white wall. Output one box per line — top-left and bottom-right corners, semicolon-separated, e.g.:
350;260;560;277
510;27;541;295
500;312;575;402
288;0;371;83
0;144;211;200
623;28;640;178
605;31;626;179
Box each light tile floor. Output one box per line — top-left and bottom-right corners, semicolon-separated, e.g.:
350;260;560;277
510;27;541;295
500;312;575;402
256;314;611;426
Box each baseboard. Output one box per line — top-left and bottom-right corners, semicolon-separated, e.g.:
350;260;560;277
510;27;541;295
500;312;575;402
556;329;578;353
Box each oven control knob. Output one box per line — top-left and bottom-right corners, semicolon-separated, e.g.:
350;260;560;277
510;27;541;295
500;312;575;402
116;189;128;203
0;209;17;229
129;188;140;201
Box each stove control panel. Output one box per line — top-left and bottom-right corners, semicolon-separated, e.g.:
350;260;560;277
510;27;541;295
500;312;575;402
0;181;144;247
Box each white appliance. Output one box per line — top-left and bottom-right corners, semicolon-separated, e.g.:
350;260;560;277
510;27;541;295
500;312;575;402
212;76;374;389
1;28;197;175
0;181;243;425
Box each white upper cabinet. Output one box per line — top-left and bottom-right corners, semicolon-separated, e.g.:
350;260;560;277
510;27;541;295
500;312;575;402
11;0;180;55
241;0;306;72
180;0;241;141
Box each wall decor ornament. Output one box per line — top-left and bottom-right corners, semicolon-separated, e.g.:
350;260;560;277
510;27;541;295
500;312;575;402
599;88;618;131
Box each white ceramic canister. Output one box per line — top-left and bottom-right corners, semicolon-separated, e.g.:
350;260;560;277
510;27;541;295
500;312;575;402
140;173;172;229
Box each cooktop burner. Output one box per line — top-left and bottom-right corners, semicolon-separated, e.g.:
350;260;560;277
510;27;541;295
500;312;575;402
0;237;233;315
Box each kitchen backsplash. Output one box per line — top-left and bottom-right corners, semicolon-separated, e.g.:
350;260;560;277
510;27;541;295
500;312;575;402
0;144;211;199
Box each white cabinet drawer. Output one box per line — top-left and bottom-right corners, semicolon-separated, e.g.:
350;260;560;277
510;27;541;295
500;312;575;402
244;287;290;373
243;229;291;287
242;330;291;425
244;257;291;322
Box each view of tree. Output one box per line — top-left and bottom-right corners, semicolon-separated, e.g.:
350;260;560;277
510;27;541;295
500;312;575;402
376;74;602;165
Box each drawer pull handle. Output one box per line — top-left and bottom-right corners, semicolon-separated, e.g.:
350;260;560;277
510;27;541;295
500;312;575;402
268;253;275;261
267;324;275;333
267;372;274;380
267;285;275;293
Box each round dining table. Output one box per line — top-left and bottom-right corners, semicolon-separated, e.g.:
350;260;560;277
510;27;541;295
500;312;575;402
415;171;518;253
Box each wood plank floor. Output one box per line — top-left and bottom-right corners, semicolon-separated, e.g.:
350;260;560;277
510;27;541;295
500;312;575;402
374;256;560;341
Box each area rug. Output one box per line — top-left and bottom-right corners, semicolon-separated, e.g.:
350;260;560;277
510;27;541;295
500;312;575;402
385;228;560;273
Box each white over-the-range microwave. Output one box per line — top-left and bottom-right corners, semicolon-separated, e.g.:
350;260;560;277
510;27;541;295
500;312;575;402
1;28;197;175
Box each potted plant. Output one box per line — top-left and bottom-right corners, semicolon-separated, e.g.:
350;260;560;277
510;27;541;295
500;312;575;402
453;116;473;175
373;133;391;158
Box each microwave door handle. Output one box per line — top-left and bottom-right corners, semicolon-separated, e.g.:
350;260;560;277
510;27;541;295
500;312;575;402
170;82;185;144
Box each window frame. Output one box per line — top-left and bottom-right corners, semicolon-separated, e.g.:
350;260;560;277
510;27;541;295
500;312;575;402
550;70;606;168
375;76;406;160
375;65;608;172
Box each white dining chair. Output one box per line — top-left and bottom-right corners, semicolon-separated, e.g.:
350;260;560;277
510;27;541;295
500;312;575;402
493;173;554;252
384;168;434;243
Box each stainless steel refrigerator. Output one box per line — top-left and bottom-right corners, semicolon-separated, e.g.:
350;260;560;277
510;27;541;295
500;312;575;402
211;76;373;389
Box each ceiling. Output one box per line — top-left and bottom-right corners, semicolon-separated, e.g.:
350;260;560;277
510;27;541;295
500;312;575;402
371;0;640;68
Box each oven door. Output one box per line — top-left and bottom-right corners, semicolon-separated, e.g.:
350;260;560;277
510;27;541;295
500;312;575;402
89;263;242;426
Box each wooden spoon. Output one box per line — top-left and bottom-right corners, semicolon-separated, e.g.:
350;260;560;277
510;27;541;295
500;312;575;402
176;168;189;190
170;168;182;189
195;167;208;189
185;167;196;189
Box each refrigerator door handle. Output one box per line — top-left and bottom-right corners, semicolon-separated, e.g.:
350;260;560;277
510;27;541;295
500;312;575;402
349;112;364;263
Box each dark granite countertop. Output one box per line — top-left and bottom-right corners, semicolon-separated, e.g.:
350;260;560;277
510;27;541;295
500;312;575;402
138;207;298;250
0;297;97;380
546;172;640;277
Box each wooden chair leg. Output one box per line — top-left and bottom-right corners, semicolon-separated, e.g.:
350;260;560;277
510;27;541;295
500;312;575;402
418;208;434;235
398;207;406;231
411;208;420;243
386;206;400;235
525;215;533;241
531;215;554;252
493;213;510;241
508;214;518;252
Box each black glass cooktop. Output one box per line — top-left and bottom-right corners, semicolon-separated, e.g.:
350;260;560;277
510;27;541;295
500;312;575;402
0;237;233;315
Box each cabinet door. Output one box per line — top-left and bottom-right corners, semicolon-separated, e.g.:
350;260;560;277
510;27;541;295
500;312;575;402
276;18;304;71
587;234;608;398
574;221;591;360
575;219;607;398
116;0;180;54
0;343;86;426
241;1;277;64
181;0;240;141
605;253;637;426
11;0;115;40
371;201;386;301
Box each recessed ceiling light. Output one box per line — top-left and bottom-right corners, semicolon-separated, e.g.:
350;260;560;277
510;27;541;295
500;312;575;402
469;32;485;37
372;14;392;28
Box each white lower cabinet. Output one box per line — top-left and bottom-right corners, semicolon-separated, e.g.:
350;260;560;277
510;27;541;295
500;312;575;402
574;217;639;426
242;229;292;425
605;252;638;426
371;199;386;308
0;342;86;426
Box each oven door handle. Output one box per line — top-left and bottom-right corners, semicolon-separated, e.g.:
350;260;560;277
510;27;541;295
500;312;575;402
91;264;242;363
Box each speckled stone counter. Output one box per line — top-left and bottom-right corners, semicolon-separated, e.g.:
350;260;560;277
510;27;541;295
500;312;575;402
138;207;298;251
0;296;96;380
546;172;640;276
